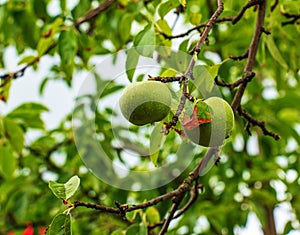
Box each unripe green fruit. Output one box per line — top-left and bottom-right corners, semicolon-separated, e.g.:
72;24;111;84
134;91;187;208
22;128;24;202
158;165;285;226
184;97;234;147
119;81;172;126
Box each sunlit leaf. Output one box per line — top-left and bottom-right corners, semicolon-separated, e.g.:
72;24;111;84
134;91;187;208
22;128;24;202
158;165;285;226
158;0;180;18
161;68;179;77
18;55;36;65
49;175;80;201
7;102;48;129
155;19;172;36
189;12;202;25
126;47;140;82
145;207;160;225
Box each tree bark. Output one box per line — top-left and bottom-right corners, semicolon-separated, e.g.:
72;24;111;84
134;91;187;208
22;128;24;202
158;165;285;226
262;206;277;235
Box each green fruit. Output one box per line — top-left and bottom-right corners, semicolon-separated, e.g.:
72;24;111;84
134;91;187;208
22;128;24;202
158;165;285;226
184;97;234;147
119;81;172;126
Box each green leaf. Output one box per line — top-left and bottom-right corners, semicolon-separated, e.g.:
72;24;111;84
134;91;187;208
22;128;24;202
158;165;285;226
111;230;123;235
145;207;161;225
49;175;80;201
158;0;180;18
139;222;147;235
46;213;72;235
7;102;48;129
30;135;57;153
37;37;54;57
3;117;24;154
10;102;49;113
126;47;140;82
265;36;288;70
283;221;293;235
0;145;17;179
125;224;140;235
155;19;172;36
205;59;229;78
150;123;165;166
133;23;155;57
39;77;49;95
189;12;202;25
191;65;215;96
60;0;66;12
179;38;189;52
18;55;36;65
58;28;78;79
161;68;178;77
118;13;134;42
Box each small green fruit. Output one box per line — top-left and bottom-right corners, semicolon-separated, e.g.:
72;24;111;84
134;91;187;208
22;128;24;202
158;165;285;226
119;81;172;126
184;97;234;147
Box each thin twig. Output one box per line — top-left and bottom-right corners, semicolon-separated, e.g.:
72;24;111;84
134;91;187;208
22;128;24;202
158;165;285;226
173;181;201;218
270;0;278;12
229;50;249;61
74;201;120;214
158;195;184;235
238;107;280;140
231;0;261;25
215;72;255;90
0;42;56;85
163;0;224;134
161;0;259;40
148;75;184;83
74;0;115;29
281;12;300;26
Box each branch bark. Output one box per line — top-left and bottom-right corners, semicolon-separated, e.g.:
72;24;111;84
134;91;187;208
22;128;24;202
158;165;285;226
74;0;115;29
231;0;267;111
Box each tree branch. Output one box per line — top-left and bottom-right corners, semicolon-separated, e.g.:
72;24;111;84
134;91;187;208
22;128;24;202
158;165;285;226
148;75;184;83
215;72;255;90
74;0;115;29
231;0;266;111
162;0;224;134
238;107;280;140
270;0;279;12
161;0;259;40
281;12;300;26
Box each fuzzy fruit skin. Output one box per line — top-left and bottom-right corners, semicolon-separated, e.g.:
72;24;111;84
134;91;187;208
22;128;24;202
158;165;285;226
119;81;172;126
185;97;234;147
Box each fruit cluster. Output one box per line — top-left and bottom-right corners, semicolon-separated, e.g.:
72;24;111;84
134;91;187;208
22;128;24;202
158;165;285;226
119;81;234;147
